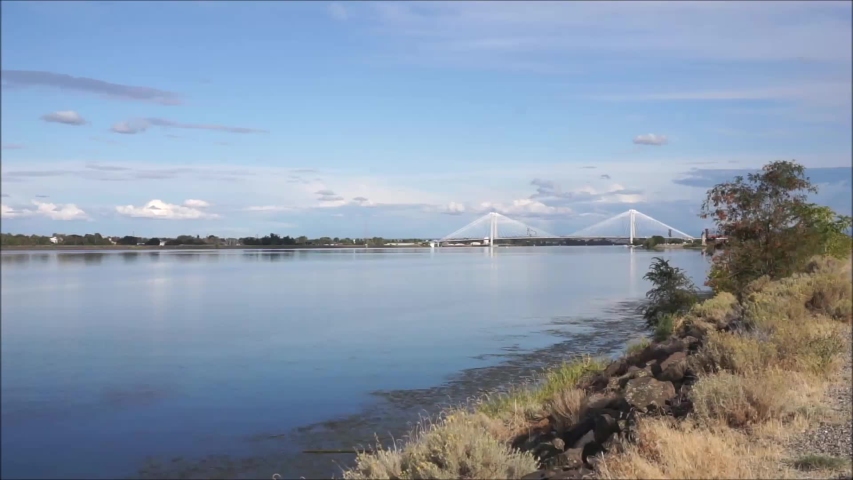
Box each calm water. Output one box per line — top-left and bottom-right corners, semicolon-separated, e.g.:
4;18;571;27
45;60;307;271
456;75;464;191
1;247;709;479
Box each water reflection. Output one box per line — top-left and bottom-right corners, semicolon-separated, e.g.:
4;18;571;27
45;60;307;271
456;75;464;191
57;253;106;265
1;254;30;265
120;252;140;264
242;251;297;262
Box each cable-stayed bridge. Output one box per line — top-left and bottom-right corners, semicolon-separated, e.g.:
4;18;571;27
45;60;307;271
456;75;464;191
439;209;695;245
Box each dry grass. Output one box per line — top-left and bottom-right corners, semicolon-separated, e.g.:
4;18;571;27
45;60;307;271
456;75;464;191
689;369;826;429
546;388;588;434
343;412;537;480
690;329;778;375
625;337;651;357
595;417;788;479
477;356;605;421
689;291;739;326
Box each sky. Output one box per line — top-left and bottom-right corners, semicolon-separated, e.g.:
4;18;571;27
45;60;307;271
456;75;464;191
1;1;851;239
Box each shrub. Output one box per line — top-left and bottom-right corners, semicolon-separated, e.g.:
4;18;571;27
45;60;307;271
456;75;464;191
691;330;778;375
476;356;604;430
595;417;785;479
689;370;823;429
344;412;538;480
625;337;651;357
654;313;675;341
641;257;699;328
688;292;739;327
546;388;588;434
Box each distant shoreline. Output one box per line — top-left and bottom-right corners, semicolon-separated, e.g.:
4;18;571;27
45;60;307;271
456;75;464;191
0;243;704;252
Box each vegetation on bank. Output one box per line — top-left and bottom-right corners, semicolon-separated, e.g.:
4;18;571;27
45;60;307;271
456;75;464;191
338;160;853;480
0;232;431;248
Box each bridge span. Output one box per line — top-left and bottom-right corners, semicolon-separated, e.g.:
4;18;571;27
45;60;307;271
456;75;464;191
437;209;696;246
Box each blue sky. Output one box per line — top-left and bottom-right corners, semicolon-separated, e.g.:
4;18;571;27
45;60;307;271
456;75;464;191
1;1;851;239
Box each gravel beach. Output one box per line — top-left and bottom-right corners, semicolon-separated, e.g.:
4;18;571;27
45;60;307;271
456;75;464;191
785;326;853;479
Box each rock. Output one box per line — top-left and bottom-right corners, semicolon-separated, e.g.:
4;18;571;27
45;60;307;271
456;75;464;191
572;429;596;450
624;376;676;412
646;360;663;376
604;359;628;378
521;466;595;480
533;440;564;464
657;351;688;382
559;417;595;450
593;413;620;444
542;447;584;469
585;394;631;415
580;373;610;393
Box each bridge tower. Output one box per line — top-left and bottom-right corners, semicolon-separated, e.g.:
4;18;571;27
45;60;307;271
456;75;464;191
489;212;497;248
628;209;636;245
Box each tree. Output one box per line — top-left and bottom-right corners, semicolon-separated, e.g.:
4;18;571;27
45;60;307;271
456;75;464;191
796;204;853;259
643;235;666;249
145;238;161;246
117;236;139;245
699;160;824;294
641;257;698;328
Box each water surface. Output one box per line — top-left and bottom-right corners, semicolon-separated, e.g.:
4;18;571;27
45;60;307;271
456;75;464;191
1;247;709;479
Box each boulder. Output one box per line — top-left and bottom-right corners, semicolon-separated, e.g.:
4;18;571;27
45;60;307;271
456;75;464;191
559;416;595;450
572;429;596;450
584;393;631;414
657;351;688;383
593;413;619;444
623;376;676;412
521;466;595;480
580;373;610;393
603;358;628;378
542;447;584;469
533;440;564;465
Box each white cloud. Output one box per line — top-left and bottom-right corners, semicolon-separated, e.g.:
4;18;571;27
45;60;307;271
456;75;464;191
41;110;87;126
462;198;573;218
115;199;219;219
1;200;89;220
244;205;295;212
445;201;466;215
633;134;668;146
183;199;211;208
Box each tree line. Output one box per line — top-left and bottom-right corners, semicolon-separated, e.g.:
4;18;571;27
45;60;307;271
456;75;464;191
0;232;431;247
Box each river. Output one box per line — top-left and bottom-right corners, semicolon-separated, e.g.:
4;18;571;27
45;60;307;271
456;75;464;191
0;247;709;479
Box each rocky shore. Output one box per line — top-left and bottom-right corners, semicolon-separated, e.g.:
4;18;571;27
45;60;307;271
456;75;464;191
342;255;852;480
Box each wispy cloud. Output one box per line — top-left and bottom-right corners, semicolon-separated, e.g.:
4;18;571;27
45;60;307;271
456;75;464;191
633;133;668;146
115;199;219;220
110;117;268;135
1;70;183;105
361;2;851;74
2;164;254;183
1;144;23;150
41;110;87;126
1;200;89;220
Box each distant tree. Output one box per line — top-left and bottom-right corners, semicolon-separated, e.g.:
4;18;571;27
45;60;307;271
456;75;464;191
641;257;699;328
117;236;139;245
145;238;161;246
643;235;666;249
